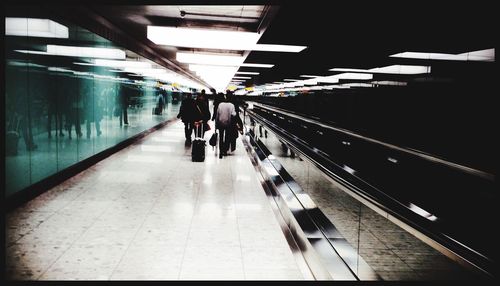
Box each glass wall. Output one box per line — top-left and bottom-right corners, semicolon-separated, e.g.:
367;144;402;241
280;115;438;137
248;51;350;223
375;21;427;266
5;9;199;197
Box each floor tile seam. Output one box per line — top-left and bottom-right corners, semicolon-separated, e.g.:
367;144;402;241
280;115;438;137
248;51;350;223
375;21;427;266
37;198;116;279
12;210;61;247
108;168;175;280
34;121;183;280
229;154;247;280
177;170;203;280
35;225;90;280
104;122;185;280
362;226;418;275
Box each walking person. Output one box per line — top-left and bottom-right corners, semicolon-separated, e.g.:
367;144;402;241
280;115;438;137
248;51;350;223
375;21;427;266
193;92;211;139
177;93;197;144
215;92;236;159
226;91;243;153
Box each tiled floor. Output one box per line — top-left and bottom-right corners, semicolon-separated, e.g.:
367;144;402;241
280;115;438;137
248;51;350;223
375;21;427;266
6;119;306;280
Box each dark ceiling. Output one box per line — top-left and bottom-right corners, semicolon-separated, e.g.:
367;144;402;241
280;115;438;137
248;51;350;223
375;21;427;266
246;1;496;86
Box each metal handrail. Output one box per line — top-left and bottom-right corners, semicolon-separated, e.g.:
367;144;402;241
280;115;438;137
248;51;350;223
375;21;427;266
250;101;494;181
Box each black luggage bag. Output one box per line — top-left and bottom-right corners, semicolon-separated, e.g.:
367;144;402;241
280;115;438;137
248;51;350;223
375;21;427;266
192;122;206;162
152;106;162;115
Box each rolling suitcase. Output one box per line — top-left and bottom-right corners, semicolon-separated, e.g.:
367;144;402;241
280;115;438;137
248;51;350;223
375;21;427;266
191;122;206;162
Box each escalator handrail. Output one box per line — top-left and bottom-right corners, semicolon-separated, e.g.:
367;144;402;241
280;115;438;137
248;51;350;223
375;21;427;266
249;101;494;181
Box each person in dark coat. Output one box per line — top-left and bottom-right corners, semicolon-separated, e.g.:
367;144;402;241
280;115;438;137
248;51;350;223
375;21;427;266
177;93;197;143
226;91;243;152
192;92;211;139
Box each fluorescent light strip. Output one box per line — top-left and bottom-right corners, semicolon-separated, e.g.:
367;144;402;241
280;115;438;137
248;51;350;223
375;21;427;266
371;65;430;74
330;65;430;75
300;75;321;78
284;79;300;81
241;63;274;68
371;80;408;86
233;76;251;79
93;59;151;68
236;71;260;75
148;26;261;50
177;52;244;66
46;45;125;59
343;83;373;88
330;68;372;73
252;44;306;53
390;48;494;62
6;18;69;38
147;26;306;53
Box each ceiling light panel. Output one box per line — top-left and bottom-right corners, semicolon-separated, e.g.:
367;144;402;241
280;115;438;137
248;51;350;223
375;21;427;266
147;26;306;53
236;71;260;75
177;52;244;66
390;48;494;62
43;45;126;59
148;26;261;50
252;44;307;53
240;63;274;68
6;18;69;38
330;65;431;75
93;59;151;68
371;65;430;74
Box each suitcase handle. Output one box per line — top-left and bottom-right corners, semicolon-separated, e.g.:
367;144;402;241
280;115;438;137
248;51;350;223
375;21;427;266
194;120;204;139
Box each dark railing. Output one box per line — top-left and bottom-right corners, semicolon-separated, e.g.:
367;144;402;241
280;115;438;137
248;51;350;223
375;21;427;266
243;101;496;278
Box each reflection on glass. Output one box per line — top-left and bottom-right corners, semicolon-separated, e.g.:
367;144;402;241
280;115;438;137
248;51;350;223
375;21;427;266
4;7;196;198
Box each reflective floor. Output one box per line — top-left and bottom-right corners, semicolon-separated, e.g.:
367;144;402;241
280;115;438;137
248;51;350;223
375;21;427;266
5;103;180;197
6;119;306;280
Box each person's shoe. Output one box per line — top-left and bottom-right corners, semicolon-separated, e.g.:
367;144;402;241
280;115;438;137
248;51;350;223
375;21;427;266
59;132;64;137
219;153;223;159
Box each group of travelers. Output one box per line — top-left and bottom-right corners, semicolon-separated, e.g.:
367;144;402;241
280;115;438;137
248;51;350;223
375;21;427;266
177;89;243;159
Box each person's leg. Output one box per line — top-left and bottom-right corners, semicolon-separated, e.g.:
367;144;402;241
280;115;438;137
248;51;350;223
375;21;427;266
222;127;230;156
123;108;128;124
75;110;82;137
87;119;92;138
218;128;225;158
230;127;237;152
57;111;64;136
47;109;53;138
95;120;101;136
184;122;190;139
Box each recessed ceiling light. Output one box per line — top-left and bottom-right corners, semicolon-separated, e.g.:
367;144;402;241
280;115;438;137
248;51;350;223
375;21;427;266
236;71;260;75
389;48;494;62
330;65;431;75
240;63;274;68
6;18;69;38
177;52;244;66
147;26;306;53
